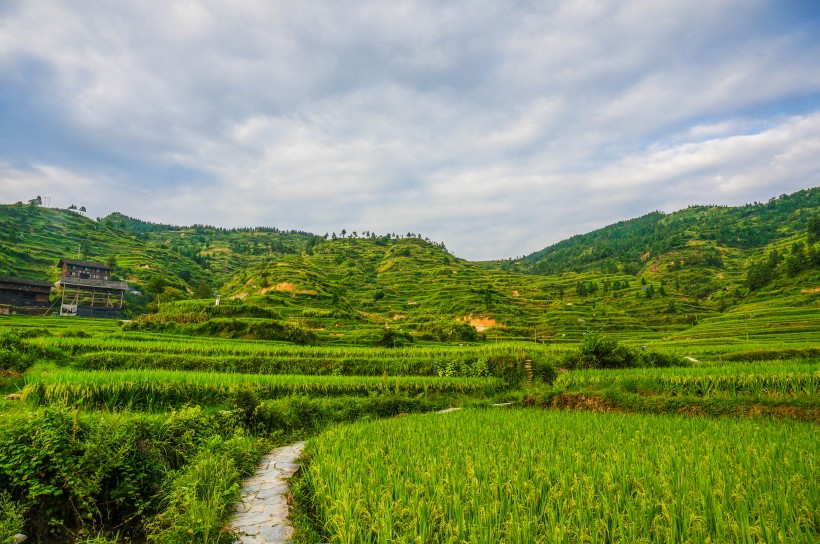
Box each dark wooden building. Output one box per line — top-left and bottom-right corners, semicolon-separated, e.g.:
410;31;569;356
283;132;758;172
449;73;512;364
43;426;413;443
56;259;127;318
58;258;114;281
0;276;54;312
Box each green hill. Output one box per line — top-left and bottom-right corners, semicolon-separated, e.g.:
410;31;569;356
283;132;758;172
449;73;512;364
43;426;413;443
502;188;820;277
1;188;818;342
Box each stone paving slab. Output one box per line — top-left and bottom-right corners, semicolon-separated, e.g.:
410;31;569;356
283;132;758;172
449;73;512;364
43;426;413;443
230;441;305;544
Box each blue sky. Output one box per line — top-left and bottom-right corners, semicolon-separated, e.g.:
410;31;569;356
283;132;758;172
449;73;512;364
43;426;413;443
1;0;819;260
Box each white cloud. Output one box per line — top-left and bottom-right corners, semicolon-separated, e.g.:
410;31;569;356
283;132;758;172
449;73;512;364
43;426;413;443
0;1;819;259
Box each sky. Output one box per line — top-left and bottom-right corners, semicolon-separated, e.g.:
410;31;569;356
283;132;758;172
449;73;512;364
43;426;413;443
1;1;820;260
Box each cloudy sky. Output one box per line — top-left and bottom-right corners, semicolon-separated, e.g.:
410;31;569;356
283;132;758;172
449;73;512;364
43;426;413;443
1;1;819;260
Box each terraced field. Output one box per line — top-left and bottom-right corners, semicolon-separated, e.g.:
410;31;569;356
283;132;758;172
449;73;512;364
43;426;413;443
302;409;818;543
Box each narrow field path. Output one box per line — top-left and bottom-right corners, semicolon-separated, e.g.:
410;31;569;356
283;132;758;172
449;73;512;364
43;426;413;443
230;441;305;544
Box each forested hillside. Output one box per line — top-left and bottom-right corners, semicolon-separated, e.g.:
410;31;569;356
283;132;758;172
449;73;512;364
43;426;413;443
503;188;820;276
1;188;818;340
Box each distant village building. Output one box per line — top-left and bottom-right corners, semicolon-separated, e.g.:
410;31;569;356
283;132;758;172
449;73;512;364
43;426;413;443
0;276;53;313
56;258;127;318
58;258;113;281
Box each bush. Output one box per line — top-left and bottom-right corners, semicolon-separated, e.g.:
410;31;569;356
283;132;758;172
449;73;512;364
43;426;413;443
0;406;266;543
375;328;415;348
0;491;24;544
577;332;638;369
415;320;478;342
568;332;688;370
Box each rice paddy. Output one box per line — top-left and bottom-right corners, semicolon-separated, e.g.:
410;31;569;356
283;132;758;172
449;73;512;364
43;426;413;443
304;409;818;543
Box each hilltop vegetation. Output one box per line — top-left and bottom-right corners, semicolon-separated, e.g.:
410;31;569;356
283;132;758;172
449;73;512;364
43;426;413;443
506;188;820;275
1;188;818;341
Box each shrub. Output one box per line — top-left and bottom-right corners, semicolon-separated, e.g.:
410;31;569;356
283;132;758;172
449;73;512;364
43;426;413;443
0;491;24;544
577;332;638;369
569;332;687;370
375;328;415;347
416;320;478;342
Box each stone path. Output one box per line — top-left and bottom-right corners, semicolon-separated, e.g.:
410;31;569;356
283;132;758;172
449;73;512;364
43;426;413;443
230;441;305;544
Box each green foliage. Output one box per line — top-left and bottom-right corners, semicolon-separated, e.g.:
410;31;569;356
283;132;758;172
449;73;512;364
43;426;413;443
124;317;315;345
570;332;687;370
0;330;65;372
0;491;24;544
521;188;820;275
149;444;241;544
576;331;637;368
415;319;477;342
376;328;415;348
0;408;162;541
0;405;271;543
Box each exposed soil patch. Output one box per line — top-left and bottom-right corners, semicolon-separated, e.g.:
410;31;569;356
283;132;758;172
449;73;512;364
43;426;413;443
512;290;519;297
466;316;499;332
801;287;820;294
547;393;617;413
274;282;295;292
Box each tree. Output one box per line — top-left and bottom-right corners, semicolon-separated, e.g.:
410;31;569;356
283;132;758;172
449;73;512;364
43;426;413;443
575;281;587;297
786;241;809;276
808;213;820;244
193;281;212;298
484;286;493;306
79;206;87;213
28;195;42;206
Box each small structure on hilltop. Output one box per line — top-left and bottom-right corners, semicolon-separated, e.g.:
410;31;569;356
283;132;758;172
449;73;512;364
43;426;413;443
56;258;127;318
0;276;54;314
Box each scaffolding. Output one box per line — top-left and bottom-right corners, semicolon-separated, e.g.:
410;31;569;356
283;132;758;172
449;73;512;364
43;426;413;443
58;277;127;318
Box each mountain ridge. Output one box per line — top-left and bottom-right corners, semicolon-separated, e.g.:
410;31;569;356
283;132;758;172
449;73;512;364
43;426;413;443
1;187;818;342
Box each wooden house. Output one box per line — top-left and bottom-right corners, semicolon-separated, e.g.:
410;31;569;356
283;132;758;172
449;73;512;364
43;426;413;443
56;259;127;318
57;258;114;281
0;276;53;312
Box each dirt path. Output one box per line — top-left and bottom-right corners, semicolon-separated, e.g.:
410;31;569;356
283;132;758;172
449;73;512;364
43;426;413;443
230;441;305;543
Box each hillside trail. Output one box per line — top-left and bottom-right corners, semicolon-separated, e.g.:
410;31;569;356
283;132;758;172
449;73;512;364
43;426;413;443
229;441;305;543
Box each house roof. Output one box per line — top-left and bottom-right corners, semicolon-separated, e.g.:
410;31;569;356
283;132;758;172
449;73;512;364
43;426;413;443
57;258;112;271
0;275;55;289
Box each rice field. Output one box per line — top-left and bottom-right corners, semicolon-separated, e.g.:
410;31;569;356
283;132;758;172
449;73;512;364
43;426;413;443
554;360;820;397
303;409;819;543
21;369;505;410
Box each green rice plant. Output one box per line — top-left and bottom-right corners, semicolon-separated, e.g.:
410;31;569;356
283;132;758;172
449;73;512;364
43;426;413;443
21;369;506;410
554;360;820;398
146;447;242;544
301;409;819;543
